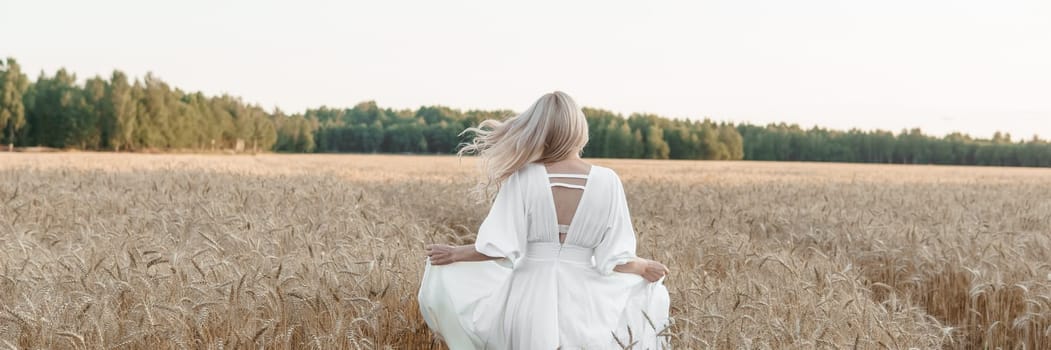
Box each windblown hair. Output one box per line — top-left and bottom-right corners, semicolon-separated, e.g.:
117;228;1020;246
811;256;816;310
457;91;590;200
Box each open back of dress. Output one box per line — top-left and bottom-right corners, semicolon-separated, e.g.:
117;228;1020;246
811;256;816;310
418;163;670;349
545;167;590;244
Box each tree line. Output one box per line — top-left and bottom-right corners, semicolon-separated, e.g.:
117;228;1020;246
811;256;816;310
737;123;1051;167
1;58;1048;167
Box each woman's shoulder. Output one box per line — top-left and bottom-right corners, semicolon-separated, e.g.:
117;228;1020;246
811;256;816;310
589;164;622;183
590;163;612;174
519;161;619;182
517;162;543;177
509;162;543;185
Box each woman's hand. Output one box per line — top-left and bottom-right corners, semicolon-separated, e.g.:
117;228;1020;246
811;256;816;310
425;244;461;265
425;244;501;264
635;258;670;283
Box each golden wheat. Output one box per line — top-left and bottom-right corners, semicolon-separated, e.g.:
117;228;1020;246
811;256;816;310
1;152;1049;349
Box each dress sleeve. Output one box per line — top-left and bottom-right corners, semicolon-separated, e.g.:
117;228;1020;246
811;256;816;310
594;171;638;275
473;170;528;269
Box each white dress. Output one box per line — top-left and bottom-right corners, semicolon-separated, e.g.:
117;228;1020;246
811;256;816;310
418;163;671;349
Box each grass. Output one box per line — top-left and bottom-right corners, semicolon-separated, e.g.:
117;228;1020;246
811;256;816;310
1;153;1049;349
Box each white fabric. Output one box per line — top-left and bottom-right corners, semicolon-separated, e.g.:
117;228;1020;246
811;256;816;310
546;173;590;179
550;182;588;190
418;163;671;349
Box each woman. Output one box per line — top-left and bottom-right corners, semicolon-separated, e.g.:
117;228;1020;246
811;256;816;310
419;91;671;349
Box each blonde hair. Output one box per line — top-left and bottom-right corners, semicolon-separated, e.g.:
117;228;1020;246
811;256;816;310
458;91;589;199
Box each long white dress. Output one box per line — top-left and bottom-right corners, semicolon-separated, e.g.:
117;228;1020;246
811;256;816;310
418;163;671;349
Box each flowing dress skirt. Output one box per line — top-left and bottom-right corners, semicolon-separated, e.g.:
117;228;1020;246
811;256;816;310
419;242;670;349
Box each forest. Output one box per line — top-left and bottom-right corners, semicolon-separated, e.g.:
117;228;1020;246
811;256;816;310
2;58;1049;167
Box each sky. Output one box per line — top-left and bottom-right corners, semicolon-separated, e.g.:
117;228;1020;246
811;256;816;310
2;0;1050;139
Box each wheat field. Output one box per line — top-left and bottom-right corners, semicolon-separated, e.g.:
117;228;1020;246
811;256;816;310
1;153;1050;349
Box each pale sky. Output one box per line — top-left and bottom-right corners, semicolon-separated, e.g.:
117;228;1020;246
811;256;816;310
3;0;1049;139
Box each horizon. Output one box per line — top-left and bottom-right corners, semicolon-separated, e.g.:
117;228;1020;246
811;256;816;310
8;61;1047;142
3;0;1049;139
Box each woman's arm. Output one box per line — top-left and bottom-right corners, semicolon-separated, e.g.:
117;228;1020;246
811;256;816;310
614;257;670;282
425;244;669;282
425;244;500;265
